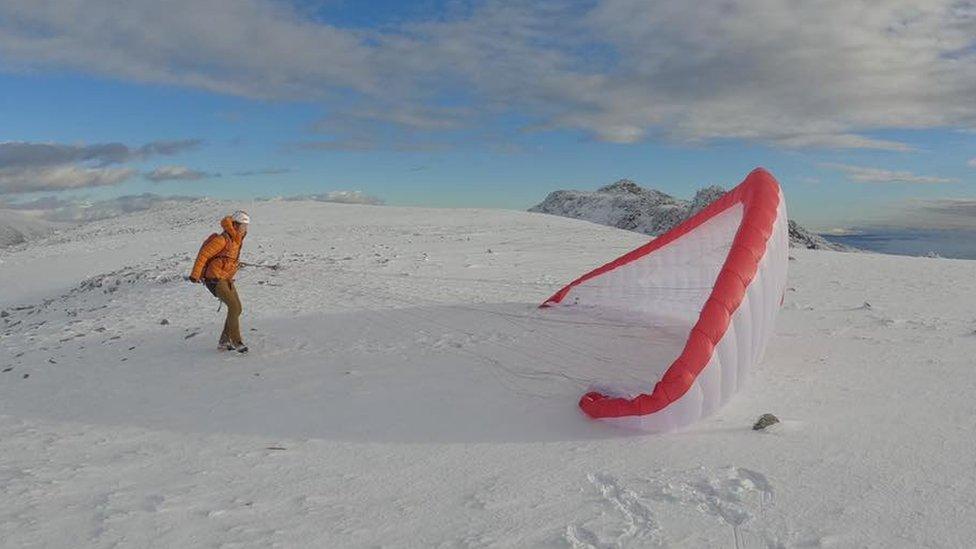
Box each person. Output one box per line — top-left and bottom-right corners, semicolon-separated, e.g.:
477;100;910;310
189;210;250;352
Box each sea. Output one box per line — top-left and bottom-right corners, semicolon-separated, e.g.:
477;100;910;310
823;229;976;260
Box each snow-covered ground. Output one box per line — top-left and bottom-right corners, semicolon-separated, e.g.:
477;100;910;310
2;200;975;547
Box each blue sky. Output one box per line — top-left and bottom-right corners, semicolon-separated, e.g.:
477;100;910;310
1;0;974;230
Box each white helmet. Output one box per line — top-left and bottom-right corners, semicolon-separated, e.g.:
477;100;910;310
231;210;250;224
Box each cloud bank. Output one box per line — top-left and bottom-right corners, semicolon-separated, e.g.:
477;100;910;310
0;140;202;194
0;165;136;194
4;189;384;224
0;1;973;150
0;193;202;222
877;198;976;230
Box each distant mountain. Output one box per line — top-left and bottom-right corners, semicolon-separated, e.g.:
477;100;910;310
0;210;58;249
530;179;855;251
528;179;687;235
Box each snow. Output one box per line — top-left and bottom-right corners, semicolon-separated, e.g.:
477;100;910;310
2;200;975;547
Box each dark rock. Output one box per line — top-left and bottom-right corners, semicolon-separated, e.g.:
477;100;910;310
753;413;780;430
160;319;170;325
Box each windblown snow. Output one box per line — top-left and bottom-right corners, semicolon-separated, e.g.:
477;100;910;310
2;200;975;547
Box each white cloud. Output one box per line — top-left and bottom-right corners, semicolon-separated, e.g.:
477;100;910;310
0;165;136;193
281;190;384;205
968;158;976;168
0;1;974;149
145;165;217;182
826;163;956;184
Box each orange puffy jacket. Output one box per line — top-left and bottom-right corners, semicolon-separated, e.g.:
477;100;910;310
190;216;245;281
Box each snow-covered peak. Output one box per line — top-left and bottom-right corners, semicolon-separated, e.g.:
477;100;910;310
529;181;687;236
530;179;855;251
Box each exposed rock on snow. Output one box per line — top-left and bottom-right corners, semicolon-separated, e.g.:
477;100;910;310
530;179;855;251
752;413;780;430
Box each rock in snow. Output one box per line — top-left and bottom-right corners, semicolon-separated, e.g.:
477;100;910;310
752;413;781;430
530;179;855;251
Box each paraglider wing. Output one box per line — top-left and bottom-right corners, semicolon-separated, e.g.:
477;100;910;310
542;168;789;431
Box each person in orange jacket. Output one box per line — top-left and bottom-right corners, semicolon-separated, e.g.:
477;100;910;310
189;210;250;352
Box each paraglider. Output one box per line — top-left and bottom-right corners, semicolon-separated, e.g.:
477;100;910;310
542;168;789;431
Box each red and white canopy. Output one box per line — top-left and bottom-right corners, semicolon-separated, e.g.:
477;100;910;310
542;168;789;431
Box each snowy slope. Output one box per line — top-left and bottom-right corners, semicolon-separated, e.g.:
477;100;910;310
2;201;975;547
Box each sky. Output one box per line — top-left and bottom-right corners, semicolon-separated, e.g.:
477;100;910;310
0;0;974;231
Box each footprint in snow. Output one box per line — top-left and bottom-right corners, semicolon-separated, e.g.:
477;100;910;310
568;467;782;548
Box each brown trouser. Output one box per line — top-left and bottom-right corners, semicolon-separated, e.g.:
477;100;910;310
211;279;243;344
